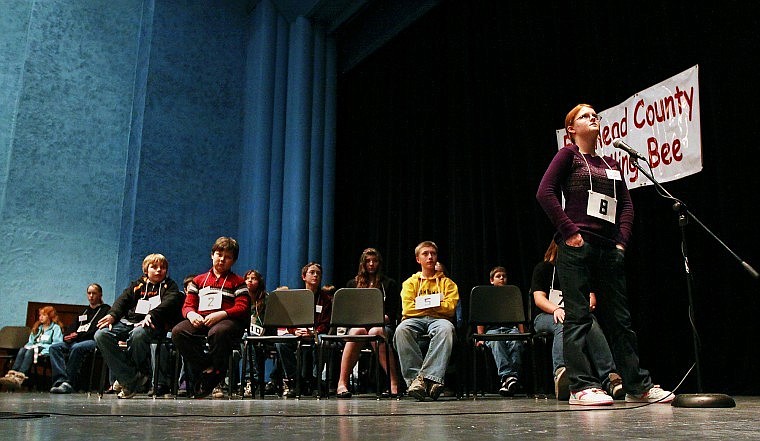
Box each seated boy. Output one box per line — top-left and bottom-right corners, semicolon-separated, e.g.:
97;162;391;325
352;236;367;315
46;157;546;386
393;241;458;401
171;237;250;398
49;283;111;393
94;254;183;398
475;266;525;396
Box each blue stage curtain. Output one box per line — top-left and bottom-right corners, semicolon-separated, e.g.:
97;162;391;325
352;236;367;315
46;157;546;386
239;1;336;289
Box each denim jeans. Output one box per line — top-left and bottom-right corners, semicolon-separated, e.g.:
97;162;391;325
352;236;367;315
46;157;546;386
557;241;653;394
534;312;617;384
393;317;455;385
484;326;524;380
94;322;165;389
11;347;35;374
275;338;323;381
49;339;97;387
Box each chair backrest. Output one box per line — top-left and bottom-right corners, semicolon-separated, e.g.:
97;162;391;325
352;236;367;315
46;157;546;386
329;288;385;328
0;326;31;350
469;285;526;326
262;289;314;328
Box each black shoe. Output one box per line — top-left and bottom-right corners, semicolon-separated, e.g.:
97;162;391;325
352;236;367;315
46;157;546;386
264;381;280;396
499;377;522;397
194;369;226;399
152;383;172;398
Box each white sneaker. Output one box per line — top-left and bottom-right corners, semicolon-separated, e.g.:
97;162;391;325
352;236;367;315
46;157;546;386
569;388;614;406
625;385;674;403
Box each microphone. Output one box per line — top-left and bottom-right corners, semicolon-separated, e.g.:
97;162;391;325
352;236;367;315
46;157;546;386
612;138;647;161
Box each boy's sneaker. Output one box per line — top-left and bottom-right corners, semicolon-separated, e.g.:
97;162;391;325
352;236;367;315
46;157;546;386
117;387;138;399
554;367;570;401
425;379;444;401
152;384;172;398
50;381;73;394
212;384;225;399
499;376;522;397
625;385;674;403
569;388;614;406
607;373;625;400
118;374;148;399
105;379;123;394
407;376;427;401
282;378;297;398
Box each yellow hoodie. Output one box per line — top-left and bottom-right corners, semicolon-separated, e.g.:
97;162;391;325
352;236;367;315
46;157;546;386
400;271;459;320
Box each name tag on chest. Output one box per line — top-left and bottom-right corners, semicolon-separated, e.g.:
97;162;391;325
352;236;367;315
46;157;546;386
548;288;564;307
415;293;441;310
198;287;223;311
587;190;617;223
77;323;91;333
250;323;264;336
135;296;161;314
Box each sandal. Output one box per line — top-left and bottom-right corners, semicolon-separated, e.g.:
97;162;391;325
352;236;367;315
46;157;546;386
336;389;352;399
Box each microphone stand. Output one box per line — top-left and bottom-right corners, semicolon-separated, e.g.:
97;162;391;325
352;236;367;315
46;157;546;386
630;157;756;408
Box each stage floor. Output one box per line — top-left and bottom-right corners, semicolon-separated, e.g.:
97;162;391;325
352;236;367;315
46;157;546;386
0;391;755;440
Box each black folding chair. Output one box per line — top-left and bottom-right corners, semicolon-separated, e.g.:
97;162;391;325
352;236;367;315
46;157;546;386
317;288;388;398
240;289;314;398
469;285;533;397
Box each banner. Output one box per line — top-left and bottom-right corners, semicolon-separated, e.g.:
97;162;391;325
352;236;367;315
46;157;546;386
555;65;702;189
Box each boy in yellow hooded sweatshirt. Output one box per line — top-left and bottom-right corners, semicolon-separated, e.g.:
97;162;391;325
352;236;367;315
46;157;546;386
393;241;459;401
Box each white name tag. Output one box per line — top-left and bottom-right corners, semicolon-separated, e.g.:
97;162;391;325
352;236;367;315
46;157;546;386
315;304;323;314
250;323;264;336
587;190;617;223
549;288;564;307
605;169;622;180
40;334;51;342
198;287;223;311
415;293;441;310
149;295;161;310
135;299;151;314
77;323;91;333
79;314;88;322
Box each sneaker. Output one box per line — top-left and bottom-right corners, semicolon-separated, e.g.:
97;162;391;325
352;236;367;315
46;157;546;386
264;381;280;396
212;384;225;399
50;381;73;394
554;367;570;401
194;369;225;399
569;388;614;406
625;385;674;403
112;380;123;393
499;376;522;397
607;373;625;400
407;376;427;401
282;378;297;398
117;387;138;399
118;374;148;399
152;383;172;398
425;379;444;401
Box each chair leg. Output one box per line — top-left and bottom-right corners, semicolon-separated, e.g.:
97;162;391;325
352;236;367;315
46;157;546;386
152;341;160;398
98;355;108;398
318;340;326;399
239;341;248;399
